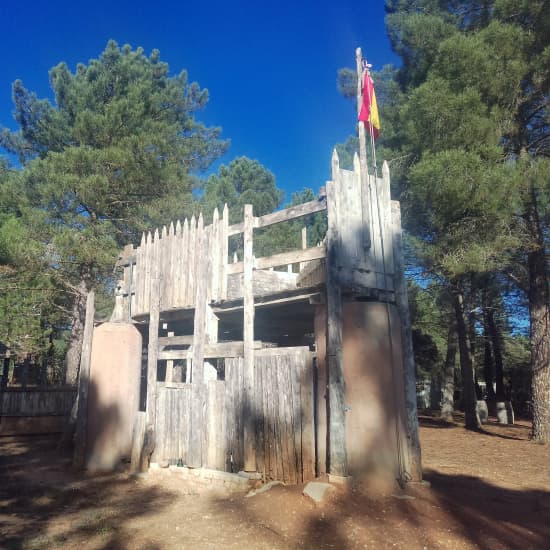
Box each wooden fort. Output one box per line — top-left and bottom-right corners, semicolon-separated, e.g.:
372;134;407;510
85;150;422;484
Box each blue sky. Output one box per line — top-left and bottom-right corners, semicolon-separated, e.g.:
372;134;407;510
0;0;398;201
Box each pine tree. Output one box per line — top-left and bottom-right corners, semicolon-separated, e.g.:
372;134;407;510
0;41;228;383
385;0;550;439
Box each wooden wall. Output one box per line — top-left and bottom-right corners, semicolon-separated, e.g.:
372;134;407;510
152;348;315;484
132;207;229;316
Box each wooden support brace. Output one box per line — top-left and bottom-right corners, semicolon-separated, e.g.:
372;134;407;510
73;290;95;469
391;201;422;481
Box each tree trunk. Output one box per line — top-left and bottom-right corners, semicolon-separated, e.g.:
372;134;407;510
481;289;496;416
440;317;457;421
1;356;10;390
453;287;481;430
486;307;505;402
525;191;550;442
65;280;87;386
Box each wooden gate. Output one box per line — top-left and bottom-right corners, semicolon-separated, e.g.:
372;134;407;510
151;347;315;484
253;348;315;484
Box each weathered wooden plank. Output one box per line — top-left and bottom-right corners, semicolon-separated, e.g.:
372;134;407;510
206;305;218;344
223;359;233;471
130;411;146;472
381;161;395;286
256;199;327;229
72;289;95;469
180;218;189;307
168;222;177;307
134;235;144;314
314;306;327;477
299;227;307;271
165;331;175;384
143;232;153;313
391;200;422;481
254;246;326;271
227;221;245;237
325;167;348;478
210;208;220;302
188;221;209;468
158;340;263;360
221;204;229;300
206;380;225;470
141;229;161;470
371;176;385;290
254;352;265;479
151;384;165;462
301;351;315;481
227;199;327;237
160;225;168;308
235;356;245;471
178;386;191;464
129;259;136;318
158;335;194;347
282;355;296;483
226;261;244;276
255;346;310;356
243;204;255;472
173;221;182;306
291;352;303;482
271;355;283;481
187;215;196;307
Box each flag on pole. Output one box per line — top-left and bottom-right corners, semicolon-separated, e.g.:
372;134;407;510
358;71;380;140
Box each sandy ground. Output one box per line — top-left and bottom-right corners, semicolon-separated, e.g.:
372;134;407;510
1;414;549;550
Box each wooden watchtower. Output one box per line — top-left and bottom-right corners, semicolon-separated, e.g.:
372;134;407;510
84;150;421;484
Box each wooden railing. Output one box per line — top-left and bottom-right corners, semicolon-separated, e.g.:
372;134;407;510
116;197;328;317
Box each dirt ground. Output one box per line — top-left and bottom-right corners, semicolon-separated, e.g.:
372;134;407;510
1;414;549;550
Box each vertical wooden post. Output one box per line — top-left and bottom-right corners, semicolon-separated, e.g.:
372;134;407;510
211;208;220;302
166;330;175;383
391;201;422;481
181;218;189;306
325;150;348;478
143;229;161;470
73;289;95;469
221;204;229;299
243;204;256;471
188;221;210;468
122;244;133;320
299;226;307;271
136;233;146;315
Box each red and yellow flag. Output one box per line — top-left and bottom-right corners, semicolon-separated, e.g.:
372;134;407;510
358;71;380;140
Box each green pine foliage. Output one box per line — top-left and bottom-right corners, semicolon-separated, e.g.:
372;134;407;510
0;41;228;375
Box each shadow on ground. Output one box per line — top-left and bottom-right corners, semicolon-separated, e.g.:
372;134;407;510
0;434;171;550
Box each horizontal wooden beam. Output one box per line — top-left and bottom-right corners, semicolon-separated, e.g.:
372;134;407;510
227;198;327;236
226;261;244;275
255;346;313;357
254;245;325;270
227;222;245;237
212;288;323;314
158;340;263;360
255;199;327;229
158;335;194;347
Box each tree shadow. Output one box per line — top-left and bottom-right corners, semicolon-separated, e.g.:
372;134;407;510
0;430;172;549
418;415;457;429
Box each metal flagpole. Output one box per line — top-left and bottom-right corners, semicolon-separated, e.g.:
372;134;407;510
355;47;371;249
